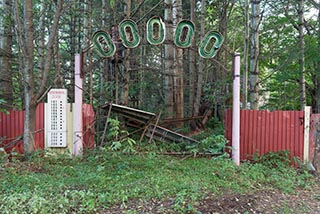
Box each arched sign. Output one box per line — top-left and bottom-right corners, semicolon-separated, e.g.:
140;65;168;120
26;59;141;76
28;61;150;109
92;18;223;58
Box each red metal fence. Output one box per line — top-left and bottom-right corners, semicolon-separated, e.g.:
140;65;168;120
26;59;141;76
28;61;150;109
225;109;306;161
83;104;95;150
0;103;94;153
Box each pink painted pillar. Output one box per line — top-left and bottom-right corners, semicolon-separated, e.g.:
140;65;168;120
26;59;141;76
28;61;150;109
232;53;241;165
74;54;83;156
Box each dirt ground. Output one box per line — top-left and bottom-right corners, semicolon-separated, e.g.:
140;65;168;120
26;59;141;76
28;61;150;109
105;185;320;214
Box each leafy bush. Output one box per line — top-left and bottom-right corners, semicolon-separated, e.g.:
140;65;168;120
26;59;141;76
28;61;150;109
252;150;292;168
186;134;229;156
104;118;136;153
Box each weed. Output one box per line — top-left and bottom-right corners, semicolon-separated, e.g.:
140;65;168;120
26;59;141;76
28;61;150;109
252;150;291;168
103;118;137;153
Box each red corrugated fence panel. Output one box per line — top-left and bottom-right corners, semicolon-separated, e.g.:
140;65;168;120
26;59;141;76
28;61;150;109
83;104;95;150
0;109;24;153
225;109;305;161
35;103;45;150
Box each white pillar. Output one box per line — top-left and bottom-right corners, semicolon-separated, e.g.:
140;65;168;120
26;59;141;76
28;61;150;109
304;106;311;162
232;53;241;166
73;54;83;156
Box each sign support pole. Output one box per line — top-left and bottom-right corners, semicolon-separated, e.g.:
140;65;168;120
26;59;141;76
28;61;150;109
232;53;241;165
73;54;83;156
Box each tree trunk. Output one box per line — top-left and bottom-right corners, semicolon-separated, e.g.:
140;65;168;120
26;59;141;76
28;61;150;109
189;0;196;116
298;0;306;110
316;2;320;113
194;0;206;116
14;0;64;153
122;0;131;106
21;0;35;153
0;0;14;109
138;0;146;109
249;0;260;110
164;0;174;118
243;0;250;109
173;0;184;127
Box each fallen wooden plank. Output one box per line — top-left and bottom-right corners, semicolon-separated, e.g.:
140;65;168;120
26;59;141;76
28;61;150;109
146;124;199;144
102;103;199;144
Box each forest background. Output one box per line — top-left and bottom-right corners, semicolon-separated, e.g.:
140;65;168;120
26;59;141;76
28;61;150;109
0;0;320;152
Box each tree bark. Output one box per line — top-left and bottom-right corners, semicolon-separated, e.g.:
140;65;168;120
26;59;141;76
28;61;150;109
173;0;184;127
164;0;174;118
122;0;131;106
189;0;196;116
316;2;320;113
243;0;250;109
249;0;260;110
13;0;64;153
298;0;306;110
194;0;206;116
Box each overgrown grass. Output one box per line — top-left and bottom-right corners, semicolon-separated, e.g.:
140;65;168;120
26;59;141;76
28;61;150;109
0;149;315;213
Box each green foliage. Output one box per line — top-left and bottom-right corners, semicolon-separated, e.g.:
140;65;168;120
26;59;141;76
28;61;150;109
0;150;9;168
205;117;225;134
0;98;9;114
186;135;229;156
0;150;315;213
252;150;292;168
200;135;228;154
104;118;136;153
110;0;115;8
250;151;313;193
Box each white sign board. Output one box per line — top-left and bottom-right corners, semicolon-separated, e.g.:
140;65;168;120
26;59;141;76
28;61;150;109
47;89;67;147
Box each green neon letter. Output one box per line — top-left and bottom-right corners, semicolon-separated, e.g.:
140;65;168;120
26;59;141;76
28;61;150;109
92;31;116;58
174;20;195;48
146;16;166;45
119;19;140;48
198;31;223;58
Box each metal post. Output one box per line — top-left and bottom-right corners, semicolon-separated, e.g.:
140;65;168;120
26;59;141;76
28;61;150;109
232;53;241;166
74;54;83;156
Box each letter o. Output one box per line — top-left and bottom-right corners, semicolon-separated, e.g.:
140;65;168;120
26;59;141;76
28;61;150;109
119;19;140;48
174;20;195;48
198;31;224;58
92;30;116;58
146;16;166;45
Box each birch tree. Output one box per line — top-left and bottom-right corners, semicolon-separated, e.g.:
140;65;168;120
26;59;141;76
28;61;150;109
249;0;261;110
194;0;206;116
122;0;131;106
13;0;64;153
164;0;174;118
298;0;306;110
314;0;320;112
243;0;250;109
173;0;184;126
189;0;196;116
